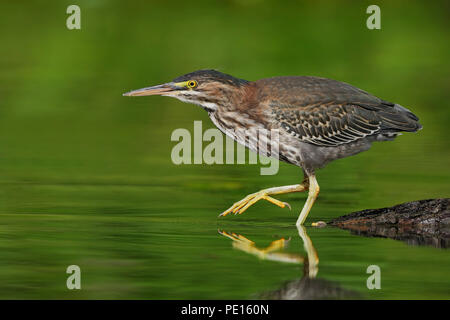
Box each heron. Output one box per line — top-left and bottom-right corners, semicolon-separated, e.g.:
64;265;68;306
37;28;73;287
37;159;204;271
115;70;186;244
124;70;422;226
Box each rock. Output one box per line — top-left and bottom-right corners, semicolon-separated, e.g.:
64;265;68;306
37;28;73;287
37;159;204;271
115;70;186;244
258;277;360;300
329;198;450;249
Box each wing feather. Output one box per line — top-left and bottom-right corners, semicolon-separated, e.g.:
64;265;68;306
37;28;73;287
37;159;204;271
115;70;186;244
272;103;381;147
256;76;421;147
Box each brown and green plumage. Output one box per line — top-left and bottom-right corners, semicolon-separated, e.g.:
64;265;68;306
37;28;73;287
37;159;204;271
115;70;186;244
124;70;422;226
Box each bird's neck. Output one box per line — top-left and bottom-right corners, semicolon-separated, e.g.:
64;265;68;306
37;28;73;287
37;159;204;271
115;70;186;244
211;82;256;113
207;82;264;135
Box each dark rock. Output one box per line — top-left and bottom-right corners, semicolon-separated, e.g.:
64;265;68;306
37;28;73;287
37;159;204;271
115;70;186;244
258;277;360;300
329;199;450;249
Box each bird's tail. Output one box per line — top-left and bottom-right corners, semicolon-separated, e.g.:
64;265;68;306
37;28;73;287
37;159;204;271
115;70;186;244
378;103;422;133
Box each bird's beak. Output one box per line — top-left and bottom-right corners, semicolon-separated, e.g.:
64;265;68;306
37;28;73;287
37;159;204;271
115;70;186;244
123;83;176;97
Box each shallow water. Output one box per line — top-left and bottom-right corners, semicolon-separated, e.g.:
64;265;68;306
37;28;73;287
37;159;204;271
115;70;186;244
0;1;449;299
0;137;448;299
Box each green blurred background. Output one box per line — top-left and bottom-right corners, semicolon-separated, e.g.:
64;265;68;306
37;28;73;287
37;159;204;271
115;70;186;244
0;0;449;299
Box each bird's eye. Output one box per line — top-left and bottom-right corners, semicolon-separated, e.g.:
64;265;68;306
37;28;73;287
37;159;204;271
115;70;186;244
187;80;197;89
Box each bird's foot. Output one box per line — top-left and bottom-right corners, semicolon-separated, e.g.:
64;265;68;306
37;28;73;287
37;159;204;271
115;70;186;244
311;221;327;227
218;230;255;245
218;230;290;255
219;190;291;217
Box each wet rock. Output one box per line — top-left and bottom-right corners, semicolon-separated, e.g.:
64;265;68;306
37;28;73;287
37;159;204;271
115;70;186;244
329;198;450;249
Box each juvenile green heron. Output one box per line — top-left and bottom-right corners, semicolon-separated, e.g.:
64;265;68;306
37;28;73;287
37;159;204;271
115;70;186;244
124;70;422;226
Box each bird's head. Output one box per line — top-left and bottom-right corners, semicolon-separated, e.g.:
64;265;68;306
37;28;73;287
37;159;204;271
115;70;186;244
123;69;249;112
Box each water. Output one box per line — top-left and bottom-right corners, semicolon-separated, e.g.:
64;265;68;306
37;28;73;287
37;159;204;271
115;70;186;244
0;0;449;299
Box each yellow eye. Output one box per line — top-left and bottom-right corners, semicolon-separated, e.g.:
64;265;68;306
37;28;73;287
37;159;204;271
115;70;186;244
187;80;197;89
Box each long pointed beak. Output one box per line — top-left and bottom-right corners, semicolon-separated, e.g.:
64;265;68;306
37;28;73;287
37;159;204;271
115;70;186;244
123;83;175;97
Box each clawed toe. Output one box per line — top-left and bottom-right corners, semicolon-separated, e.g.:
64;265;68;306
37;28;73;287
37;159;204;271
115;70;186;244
219;192;290;217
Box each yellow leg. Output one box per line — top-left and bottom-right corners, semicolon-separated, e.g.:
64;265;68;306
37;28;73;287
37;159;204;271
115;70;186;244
297;225;319;278
218;230;301;263
296;175;320;226
219;183;307;217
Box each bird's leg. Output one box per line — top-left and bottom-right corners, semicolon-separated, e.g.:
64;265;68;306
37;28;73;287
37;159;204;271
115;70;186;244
219;182;308;217
296;174;320;226
219;230;288;252
297;225;319;278
218;230;301;263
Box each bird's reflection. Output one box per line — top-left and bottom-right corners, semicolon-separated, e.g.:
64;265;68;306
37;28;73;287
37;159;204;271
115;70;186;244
219;225;358;300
